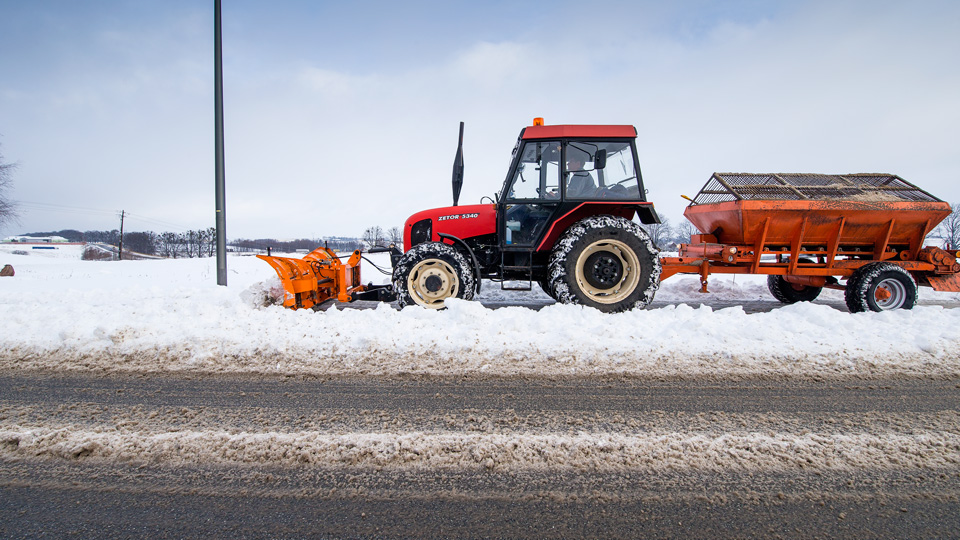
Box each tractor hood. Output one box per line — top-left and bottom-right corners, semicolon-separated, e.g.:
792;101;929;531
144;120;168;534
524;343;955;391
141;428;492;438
403;203;496;252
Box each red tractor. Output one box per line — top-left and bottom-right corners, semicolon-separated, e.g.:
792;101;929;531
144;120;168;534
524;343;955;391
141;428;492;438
392;119;662;311
260;118;663;312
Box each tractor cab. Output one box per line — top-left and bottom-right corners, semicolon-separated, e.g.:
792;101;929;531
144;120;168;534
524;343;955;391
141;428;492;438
494;120;658;284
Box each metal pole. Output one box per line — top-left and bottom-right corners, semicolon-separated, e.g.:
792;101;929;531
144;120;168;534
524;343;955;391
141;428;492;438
214;0;227;285
118;210;125;261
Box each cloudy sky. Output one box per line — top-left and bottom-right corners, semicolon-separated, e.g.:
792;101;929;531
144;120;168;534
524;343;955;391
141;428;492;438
1;0;958;240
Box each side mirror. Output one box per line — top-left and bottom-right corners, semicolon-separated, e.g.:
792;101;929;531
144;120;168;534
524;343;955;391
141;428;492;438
595;149;607;170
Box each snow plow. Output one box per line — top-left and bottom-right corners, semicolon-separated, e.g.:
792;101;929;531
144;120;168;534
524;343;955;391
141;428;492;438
259;119;958;313
256;246;395;310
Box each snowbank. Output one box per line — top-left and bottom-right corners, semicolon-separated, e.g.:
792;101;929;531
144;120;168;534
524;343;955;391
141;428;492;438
1;252;959;379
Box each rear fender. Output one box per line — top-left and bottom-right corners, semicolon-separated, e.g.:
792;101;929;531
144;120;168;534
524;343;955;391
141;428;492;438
536;202;659;252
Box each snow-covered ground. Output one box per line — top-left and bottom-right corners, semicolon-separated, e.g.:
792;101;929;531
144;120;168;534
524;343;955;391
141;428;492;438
2;248;960;379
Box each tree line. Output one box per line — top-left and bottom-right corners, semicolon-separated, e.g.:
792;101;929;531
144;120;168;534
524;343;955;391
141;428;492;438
24;228;371;257
230;237;363;253
24;228;219;258
20;204;960;260
362;226;402;248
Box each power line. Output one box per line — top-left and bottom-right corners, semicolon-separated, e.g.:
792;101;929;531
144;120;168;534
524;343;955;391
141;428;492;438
16;200;117;218
124;212;195;232
15;200;200;232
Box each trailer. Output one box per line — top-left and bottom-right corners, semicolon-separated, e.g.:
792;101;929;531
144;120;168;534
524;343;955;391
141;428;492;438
661;173;959;312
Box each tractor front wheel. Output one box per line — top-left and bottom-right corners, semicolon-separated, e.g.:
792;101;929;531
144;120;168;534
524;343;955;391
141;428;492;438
393;242;475;309
548;216;661;313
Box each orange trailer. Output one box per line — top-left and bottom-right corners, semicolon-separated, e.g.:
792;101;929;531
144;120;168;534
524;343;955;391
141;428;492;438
661;173;959;312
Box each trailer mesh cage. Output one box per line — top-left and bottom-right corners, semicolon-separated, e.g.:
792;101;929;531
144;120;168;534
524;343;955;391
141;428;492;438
689;173;942;205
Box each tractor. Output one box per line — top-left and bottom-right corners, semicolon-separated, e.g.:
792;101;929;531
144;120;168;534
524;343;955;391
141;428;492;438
260;118;663;312
392;118;662;311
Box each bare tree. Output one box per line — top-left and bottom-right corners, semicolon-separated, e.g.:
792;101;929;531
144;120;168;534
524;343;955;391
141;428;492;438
362;226;385;247
124;231;157;255
935;203;960;250
388;226;403;245
205;227;217;257
642;216;673;248
674;220;698;245
0;143;20;230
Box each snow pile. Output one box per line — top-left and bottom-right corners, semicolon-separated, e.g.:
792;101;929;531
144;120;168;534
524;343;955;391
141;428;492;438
1;252;960;378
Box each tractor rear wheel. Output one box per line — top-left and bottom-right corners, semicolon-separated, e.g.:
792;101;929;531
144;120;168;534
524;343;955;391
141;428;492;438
844;262;917;313
538;279;558;301
548;216;661;313
393;242;475;309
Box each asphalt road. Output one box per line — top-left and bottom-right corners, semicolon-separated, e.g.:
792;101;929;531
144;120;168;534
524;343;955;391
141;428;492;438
1;372;959;538
339;295;960;313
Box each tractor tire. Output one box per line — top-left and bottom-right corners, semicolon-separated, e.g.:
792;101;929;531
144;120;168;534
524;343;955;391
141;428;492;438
844;262;917;313
538;278;558;301
393;242;475;309
547;215;661;313
767;258;821;304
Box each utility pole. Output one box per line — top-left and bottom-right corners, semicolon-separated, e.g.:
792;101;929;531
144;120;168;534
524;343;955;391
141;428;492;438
118;210;126;261
214;0;228;285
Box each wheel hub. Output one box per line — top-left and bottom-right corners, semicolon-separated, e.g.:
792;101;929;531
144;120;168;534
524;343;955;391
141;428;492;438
407;258;460;309
573;239;642;304
424;274;443;292
874;278;906;309
584;252;623;290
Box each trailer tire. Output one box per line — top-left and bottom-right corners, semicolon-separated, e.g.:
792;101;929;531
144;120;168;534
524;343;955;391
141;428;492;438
548;215;660;313
393;242;475;309
767;258;822;304
844;262;917;313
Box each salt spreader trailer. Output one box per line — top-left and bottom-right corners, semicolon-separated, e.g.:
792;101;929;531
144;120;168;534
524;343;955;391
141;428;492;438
663;173;959;312
258;119;959;313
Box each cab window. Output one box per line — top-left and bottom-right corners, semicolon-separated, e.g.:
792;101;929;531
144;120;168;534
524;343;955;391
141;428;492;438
504;140;560;201
503;140;561;246
564;141;640;200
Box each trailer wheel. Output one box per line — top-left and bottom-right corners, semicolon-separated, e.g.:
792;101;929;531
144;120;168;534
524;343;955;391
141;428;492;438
548;215;661;313
844;262;917;313
393;242;475;309
767;258;822;304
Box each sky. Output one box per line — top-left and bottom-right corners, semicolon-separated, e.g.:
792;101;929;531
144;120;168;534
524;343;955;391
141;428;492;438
1;0;958;240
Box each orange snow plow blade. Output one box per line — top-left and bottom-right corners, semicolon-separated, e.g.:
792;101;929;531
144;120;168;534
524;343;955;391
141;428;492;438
258;247;398;310
257;247;365;310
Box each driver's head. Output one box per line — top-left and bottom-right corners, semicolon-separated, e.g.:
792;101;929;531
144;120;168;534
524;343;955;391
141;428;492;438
566;148;587;171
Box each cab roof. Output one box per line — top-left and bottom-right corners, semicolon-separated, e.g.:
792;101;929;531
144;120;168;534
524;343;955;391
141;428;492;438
521;124;637;140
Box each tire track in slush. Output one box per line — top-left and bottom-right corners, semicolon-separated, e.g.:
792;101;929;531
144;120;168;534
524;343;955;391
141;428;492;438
1;372;959;538
1;373;958;473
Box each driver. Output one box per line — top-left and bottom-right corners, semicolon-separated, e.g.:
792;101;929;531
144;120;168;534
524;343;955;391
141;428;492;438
565;154;597;198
